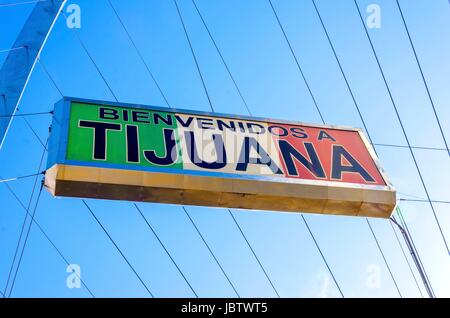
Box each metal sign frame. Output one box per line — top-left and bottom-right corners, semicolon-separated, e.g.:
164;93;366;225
45;97;396;218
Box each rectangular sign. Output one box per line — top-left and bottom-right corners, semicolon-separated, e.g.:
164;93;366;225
45;97;396;218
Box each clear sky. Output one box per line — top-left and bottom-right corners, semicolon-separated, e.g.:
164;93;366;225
0;0;449;297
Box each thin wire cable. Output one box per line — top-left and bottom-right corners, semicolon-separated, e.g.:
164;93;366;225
312;0;374;143
394;208;435;296
178;0;280;297
105;0;170;107
0;171;45;183
1;95;48;149
0;0;48;8
398;191;433;200
173;0;214;111
353;0;450;255
228;209;280;297
15;108;47;149
7;181;44;297
0;111;52;118
3;136;48;296
60;11;119;102
182;207;240;297
395;0;449;156
390;215;433;297
395;210;434;296
400;198;450;204
82;200;154;297
366;219;402;297
373;143;448;152
191;0;252;116
301;215;344;297
38;58;63;97
0;46;25;54
134;203;198;297
388;220;423;297
268;0;325;123
2;180;95;297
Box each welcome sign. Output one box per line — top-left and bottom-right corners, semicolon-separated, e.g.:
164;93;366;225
45;97;396;218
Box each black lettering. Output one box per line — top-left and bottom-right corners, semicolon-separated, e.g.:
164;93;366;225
318;130;336;142
236;137;282;174
331;145;374;181
153;113;173;126
126;125;139;163
237;122;245;132
144;128;177;165
99;107;119;120
247;123;265;134
79;120;121;160
278;141;325;177
217;120;236;132
268;125;288;137
132;111;150;123
196;117;214;129
290;127;308;138
185;131;227;169
175;115;194;128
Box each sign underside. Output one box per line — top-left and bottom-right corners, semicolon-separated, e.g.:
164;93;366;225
45;97;396;218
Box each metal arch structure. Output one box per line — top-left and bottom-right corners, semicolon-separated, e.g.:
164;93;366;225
0;0;66;149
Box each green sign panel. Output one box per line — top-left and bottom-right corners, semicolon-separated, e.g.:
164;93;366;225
67;102;183;169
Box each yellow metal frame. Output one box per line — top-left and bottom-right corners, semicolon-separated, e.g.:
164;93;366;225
45;164;396;218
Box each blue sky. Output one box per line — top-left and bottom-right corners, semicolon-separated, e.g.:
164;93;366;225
0;0;449;297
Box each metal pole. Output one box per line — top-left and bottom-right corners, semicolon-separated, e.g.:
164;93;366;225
390;216;435;298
